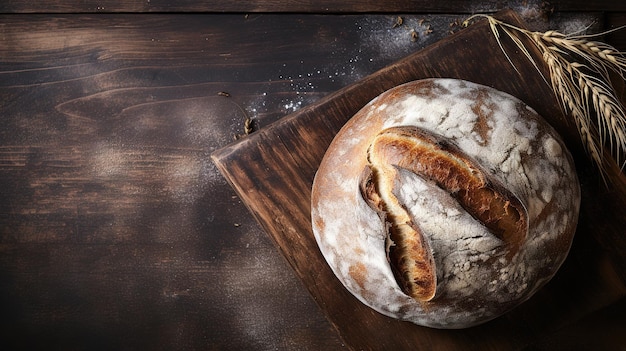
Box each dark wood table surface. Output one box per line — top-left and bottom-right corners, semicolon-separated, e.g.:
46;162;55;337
1;1;626;350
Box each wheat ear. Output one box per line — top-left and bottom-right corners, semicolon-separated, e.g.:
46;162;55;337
464;14;626;179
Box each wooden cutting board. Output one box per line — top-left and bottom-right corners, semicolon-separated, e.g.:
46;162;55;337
212;10;626;350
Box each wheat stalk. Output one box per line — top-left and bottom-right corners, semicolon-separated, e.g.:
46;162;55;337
463;14;626;180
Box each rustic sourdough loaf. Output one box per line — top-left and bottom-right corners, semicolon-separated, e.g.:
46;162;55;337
311;78;580;328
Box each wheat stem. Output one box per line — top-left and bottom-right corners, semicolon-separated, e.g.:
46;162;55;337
464;14;626;177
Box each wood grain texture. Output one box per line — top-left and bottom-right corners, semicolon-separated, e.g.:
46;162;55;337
2;0;626;14
2;13;396;351
212;10;626;350
0;6;624;351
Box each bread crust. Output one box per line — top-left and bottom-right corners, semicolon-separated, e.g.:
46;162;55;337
311;78;580;329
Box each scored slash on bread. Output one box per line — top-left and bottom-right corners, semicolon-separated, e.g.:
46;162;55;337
359;126;528;302
360;158;437;302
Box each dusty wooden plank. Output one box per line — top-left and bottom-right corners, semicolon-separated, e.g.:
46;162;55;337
0;13;381;350
0;242;340;350
606;12;626;50
0;13;466;135
0;9;623;351
524;297;626;349
1;0;626;14
212;10;626;350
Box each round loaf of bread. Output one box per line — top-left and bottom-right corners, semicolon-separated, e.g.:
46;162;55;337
311;78;580;329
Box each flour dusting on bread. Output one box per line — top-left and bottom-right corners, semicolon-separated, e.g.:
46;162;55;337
311;79;580;328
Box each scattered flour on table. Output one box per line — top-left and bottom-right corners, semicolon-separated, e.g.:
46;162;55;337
357;16;437;62
271;16;436;115
261;9;601;125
